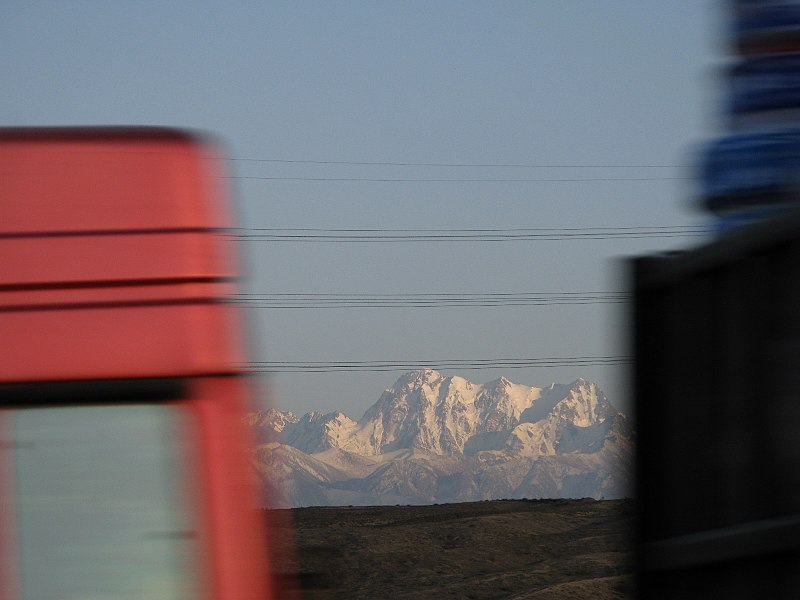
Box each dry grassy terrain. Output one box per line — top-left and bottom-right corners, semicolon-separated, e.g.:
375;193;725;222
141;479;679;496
268;498;635;599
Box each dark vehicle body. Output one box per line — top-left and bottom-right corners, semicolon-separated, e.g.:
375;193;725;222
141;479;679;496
633;210;800;598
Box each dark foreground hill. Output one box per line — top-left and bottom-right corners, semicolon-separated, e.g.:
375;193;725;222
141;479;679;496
267;498;635;599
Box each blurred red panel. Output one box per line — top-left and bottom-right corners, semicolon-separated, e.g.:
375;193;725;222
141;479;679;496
0;303;245;383
0;232;235;289
0;128;230;234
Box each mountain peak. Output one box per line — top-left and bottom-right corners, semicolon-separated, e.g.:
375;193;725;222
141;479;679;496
486;375;513;389
248;372;632;506
337;372;615;457
396;368;443;387
248;373;618;458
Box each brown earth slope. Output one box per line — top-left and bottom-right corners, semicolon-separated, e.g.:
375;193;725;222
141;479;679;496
267;498;635;599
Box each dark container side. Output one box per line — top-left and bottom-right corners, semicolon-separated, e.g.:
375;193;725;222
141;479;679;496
633;211;800;598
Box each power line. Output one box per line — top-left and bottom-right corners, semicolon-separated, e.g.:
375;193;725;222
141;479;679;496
232;291;631;309
227;175;686;182
243;356;632;373
236;226;704;232
233;292;630;299
238;300;625;309
226;157;686;169
228;225;707;242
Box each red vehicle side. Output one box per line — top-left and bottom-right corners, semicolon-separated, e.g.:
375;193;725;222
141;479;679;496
0;128;285;600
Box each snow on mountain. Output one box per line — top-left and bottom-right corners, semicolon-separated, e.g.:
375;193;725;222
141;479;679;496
281;411;357;454
251;443;338;508
246;407;299;430
249;370;633;507
501;378;618;457
246;408;299;444
339;369;544;456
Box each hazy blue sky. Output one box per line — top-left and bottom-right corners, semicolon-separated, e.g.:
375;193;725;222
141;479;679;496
3;2;724;417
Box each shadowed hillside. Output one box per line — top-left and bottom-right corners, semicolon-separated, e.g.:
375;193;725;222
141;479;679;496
268;498;634;599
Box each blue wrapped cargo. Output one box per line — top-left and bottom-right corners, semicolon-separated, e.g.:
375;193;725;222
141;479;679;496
700;127;800;212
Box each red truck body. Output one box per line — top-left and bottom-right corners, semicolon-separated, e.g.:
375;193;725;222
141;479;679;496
0;128;282;600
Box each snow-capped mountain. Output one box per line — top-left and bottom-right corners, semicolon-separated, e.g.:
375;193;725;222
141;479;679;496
248;370;633;507
340;370;542;456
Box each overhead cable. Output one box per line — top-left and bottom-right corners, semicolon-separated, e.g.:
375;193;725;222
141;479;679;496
228;225;707;242
243;356;632;373
226;157;685;169
232;291;631;309
227;175;686;182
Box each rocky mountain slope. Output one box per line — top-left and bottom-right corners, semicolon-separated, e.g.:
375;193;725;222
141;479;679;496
249;369;633;507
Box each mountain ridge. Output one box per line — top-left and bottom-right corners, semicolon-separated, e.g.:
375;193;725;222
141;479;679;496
248;370;632;507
